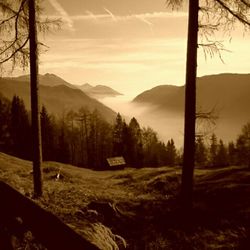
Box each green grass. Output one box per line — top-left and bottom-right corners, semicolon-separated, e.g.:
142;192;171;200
0;152;250;249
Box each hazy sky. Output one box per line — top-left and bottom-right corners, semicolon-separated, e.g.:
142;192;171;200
19;0;250;96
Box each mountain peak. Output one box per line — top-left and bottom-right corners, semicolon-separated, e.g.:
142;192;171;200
44;73;54;76
79;83;93;90
77;83;122;98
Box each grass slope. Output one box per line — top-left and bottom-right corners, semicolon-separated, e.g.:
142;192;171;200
0;152;250;249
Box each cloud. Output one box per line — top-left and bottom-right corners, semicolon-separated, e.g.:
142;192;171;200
39;37;187;94
47;0;74;31
46;11;187;39
134;15;154;34
103;7;117;21
70;11;187;22
85;10;98;21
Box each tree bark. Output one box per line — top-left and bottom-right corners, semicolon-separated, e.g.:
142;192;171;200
29;0;43;197
181;0;199;211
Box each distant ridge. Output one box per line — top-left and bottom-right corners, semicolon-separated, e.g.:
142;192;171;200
77;84;123;98
133;73;250;117
79;83;93;91
6;73;77;89
0;77;116;122
133;73;250;143
6;74;122;98
134;85;184;112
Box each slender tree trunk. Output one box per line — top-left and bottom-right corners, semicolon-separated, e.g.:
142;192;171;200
181;0;199;210
29;0;43;197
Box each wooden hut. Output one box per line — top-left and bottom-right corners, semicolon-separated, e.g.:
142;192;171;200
106;156;126;170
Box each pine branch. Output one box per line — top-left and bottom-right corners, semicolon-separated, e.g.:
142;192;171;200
240;0;250;8
215;0;250;26
0;0;28;57
0;36;29;64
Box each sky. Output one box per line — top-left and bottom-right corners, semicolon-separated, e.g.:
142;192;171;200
12;0;250;97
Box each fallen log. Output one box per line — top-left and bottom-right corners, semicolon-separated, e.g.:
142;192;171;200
0;181;99;250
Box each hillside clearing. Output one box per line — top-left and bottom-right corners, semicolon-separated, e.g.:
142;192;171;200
0;152;250;249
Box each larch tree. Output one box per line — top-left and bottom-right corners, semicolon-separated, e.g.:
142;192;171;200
0;0;60;197
29;0;42;197
166;0;250;210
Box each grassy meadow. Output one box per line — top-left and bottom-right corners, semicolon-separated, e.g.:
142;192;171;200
0;152;250;249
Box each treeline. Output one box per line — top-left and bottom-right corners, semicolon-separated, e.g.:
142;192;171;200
0;95;178;169
1;95;249;169
195;124;250;167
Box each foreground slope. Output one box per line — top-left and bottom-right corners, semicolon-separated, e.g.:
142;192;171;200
0;152;250;249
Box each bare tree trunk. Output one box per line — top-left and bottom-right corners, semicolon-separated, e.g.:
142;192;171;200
181;0;199;211
29;0;43;197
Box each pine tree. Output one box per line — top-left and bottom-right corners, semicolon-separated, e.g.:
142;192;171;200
66;110;78;165
236;123;250;166
77;107;91;167
165;139;177;166
57;120;70;164
128;117;143;168
40;106;55;161
195;136;207;167
141;127;159;167
209;133;218;167
10;95;31;159
0;96;11;152
228;142;237;166
216;139;228;167
112;113;124;156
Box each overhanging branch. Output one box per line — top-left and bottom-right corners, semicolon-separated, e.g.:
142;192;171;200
0;36;29;64
240;0;250;8
215;0;250;26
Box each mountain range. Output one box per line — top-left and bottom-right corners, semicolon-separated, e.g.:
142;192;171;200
8;73;76;89
5;73;122;99
133;73;250;118
78;83;122;98
1;73;249;145
0;75;117;122
133;73;250;144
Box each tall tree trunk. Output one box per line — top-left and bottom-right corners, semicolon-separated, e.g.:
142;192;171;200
181;0;199;210
29;0;43;197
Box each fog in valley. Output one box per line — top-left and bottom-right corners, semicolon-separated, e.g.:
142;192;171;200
100;93;247;149
101;95;184;147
